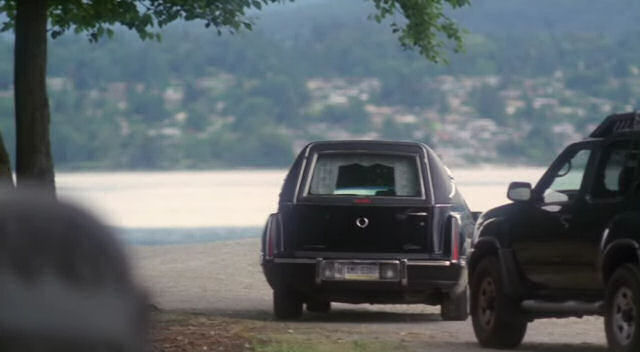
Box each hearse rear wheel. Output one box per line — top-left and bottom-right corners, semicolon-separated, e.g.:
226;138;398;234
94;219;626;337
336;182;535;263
471;256;527;349
605;264;640;352
273;289;303;320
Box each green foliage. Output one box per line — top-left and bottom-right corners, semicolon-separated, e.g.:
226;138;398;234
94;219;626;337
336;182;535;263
1;2;637;169
1;0;287;41
0;0;469;63
371;0;469;62
0;22;629;169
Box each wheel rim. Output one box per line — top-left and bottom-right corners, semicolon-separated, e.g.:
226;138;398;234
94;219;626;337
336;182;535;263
612;286;636;345
478;276;497;329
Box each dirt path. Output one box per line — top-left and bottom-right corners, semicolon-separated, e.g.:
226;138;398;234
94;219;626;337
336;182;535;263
131;238;607;352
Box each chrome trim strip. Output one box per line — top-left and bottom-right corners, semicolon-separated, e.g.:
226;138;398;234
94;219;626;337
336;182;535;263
320;259;401;264
414;153;427;199
274;258;318;264
599;227;610;252
400;259;408;286
407;260;451;266
315;257;322;285
274;258;453;267
302;152;318;197
278;214;284;252
422;146;436;204
450;212;462;262
264;216;274;260
292;145;311;204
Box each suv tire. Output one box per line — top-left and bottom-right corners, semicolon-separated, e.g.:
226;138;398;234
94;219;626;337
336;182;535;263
471;256;527;349
441;286;469;321
306;299;331;313
605;264;640;352
274;289;303;320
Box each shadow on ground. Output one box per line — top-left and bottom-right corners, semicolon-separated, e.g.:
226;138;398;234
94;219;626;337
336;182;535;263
204;307;443;324
435;342;607;352
519;342;607;352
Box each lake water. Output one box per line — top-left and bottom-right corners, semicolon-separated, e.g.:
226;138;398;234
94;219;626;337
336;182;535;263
56;167;545;245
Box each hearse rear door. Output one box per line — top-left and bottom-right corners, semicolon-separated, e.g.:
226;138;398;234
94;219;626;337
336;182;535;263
290;147;435;255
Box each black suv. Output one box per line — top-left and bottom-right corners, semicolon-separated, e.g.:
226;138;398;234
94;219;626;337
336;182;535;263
470;112;640;351
261;140;475;320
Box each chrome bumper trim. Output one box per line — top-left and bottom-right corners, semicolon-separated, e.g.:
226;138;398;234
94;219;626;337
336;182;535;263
272;258;455;266
407;260;452;266
273;258;317;264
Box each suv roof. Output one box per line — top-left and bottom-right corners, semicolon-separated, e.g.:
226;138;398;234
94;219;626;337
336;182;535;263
590;111;640;138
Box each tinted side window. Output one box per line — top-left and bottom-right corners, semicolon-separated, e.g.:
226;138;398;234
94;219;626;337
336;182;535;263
591;141;631;199
542;148;591;203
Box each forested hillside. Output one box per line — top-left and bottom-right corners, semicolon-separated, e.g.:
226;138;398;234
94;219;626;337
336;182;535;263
0;0;638;169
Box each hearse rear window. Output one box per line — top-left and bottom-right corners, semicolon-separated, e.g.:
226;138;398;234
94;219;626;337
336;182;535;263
308;153;421;197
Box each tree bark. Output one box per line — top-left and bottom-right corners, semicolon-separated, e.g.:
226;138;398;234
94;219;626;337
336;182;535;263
0;131;13;188
14;0;55;193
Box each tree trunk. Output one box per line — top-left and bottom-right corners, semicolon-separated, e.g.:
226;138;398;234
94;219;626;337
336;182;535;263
0;131;13;188
14;0;55;193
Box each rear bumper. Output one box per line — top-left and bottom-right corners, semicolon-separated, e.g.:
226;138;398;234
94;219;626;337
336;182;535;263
262;257;467;305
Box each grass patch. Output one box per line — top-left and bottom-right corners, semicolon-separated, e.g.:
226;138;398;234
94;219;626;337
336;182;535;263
152;311;408;352
253;334;405;352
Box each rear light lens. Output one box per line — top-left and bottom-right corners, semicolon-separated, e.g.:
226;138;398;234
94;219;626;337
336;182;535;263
379;263;399;280
354;198;372;204
450;214;461;262
320;262;344;280
264;215;278;260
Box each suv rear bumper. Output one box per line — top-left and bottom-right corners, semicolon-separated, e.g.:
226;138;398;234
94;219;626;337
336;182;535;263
262;257;467;305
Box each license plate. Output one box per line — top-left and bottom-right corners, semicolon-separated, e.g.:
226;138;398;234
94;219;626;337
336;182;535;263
344;264;379;280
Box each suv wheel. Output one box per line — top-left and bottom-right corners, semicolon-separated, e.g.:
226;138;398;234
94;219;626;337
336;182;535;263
306;299;331;313
605;264;640;352
471;256;527;349
273;289;303;320
441;285;469;321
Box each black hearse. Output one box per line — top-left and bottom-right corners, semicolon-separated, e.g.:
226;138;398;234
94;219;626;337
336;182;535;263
261;140;474;320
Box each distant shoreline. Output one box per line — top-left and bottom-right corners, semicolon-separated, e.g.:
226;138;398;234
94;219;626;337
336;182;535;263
115;226;261;246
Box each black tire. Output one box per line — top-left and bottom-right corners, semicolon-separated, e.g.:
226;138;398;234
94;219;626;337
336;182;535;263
441;285;469;321
273;289;303;320
471;256;527;349
605;264;640;352
306;299;331;313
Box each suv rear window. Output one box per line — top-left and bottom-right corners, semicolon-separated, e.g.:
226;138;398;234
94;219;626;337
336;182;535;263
308;153;421;197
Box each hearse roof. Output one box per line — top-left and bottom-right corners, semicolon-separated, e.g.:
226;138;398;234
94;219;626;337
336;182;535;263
302;140;431;155
306;140;426;148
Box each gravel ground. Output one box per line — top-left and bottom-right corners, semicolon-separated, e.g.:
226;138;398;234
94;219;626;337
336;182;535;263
130;238;608;352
